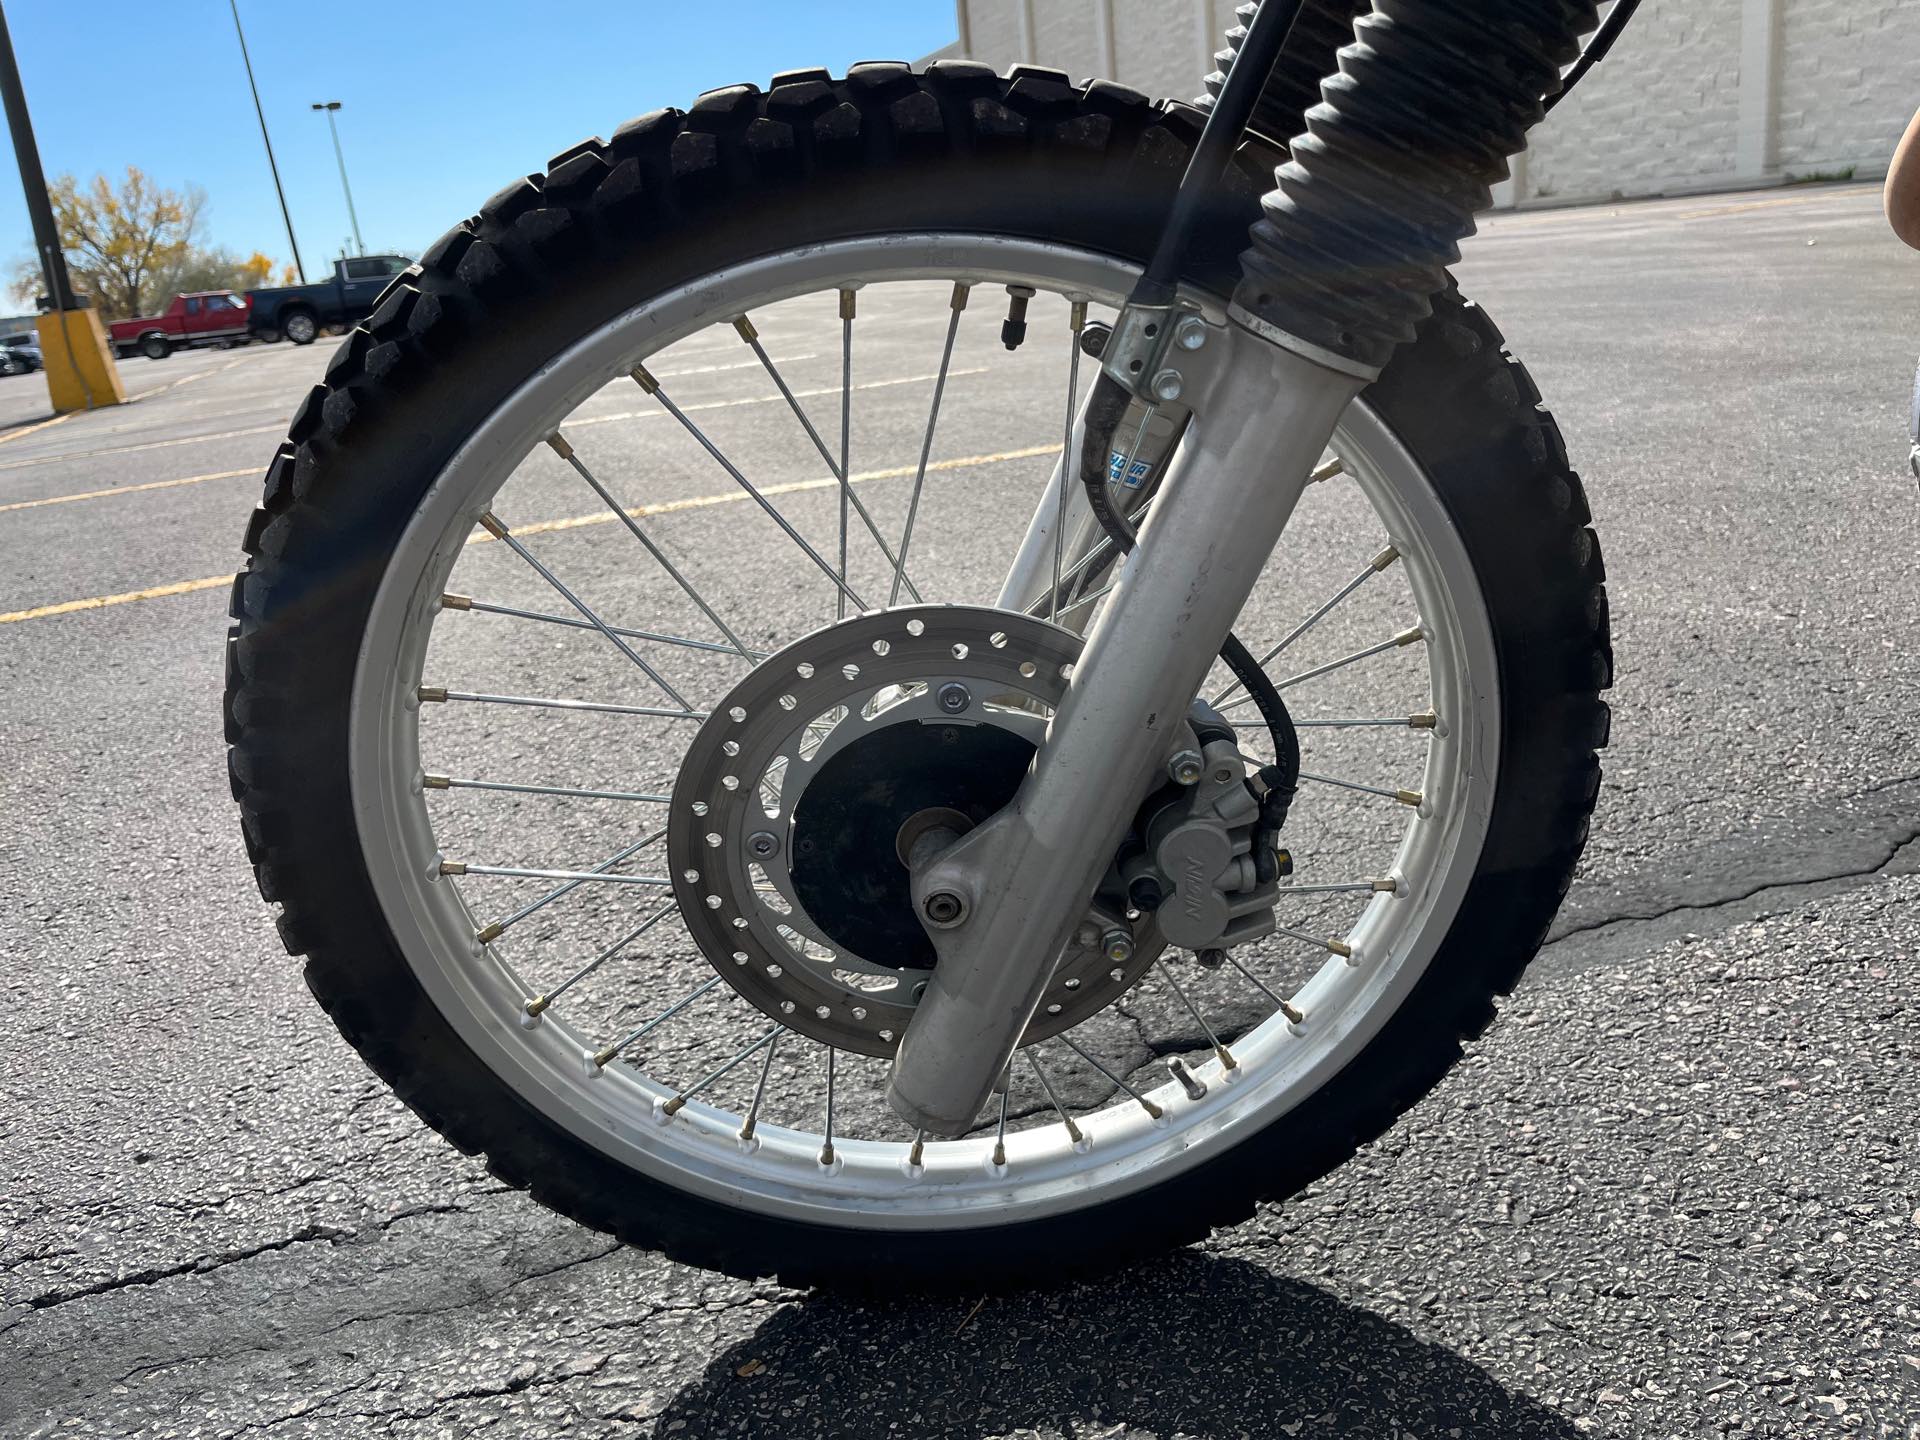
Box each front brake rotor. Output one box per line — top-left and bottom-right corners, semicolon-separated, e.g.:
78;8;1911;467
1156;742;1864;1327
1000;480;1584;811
668;606;1160;1058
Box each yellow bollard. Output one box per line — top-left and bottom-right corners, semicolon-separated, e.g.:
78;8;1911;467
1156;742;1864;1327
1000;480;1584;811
34;307;125;413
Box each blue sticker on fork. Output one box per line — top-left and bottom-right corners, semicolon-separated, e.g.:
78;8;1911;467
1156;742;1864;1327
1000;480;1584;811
1109;452;1152;488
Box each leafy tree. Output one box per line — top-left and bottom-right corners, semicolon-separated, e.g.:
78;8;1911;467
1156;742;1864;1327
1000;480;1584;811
13;166;204;319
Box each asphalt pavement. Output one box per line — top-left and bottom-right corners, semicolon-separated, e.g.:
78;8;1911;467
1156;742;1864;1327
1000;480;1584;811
2;181;1917;1439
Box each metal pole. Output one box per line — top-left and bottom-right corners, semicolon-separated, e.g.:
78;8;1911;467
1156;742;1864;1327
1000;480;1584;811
229;0;305;283
0;1;75;310
313;102;363;255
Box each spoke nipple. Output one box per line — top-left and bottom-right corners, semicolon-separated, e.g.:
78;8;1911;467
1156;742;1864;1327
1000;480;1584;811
1310;457;1345;484
662;1095;687;1117
908;1132;926;1167
1141;1097;1165;1120
1064;1117;1084;1145
1167;1058;1207;1102
1410;711;1438;730
438;860;467;876
1371;544;1400;571
631;364;660;395
1327;938;1354;959
731;315;758;343
838;288;857;321
1395;789;1424;807
476;921;504;944
422;774;451;790
1280;1000;1306;1026
544;433;575;461
416;686;448;704
950;282;971;311
1216;1046;1238;1072
1371;877;1400;893
524;994;550;1017
991;1139;1007;1168
590;1046;616;1070
1394;625;1425;647
1168;749;1204;786
438;592;472;611
738;1118;757;1143
476;511;509;540
1069;298;1088;333
819;1141;836;1167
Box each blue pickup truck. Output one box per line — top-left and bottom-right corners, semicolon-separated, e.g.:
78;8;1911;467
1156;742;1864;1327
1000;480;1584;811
247;254;414;345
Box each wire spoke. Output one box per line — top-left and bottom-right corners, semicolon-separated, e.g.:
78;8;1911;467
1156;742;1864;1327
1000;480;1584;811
662;1026;783;1116
837;290;853;620
420;687;706;723
443;593;764;661
526;900;681;1016
890;282;970;606
1297;770;1422;806
632;365;869;610
592;975;724;1069
1023;1049;1084;1143
1294;713;1438;730
442;861;674;887
1050;300;1088;622
476;511;692;711
820;1046;837;1166
425;775;671;804
991;1070;1011;1168
1218;625;1426;712
739;1031;783;1142
1219;952;1305;1026
1212;544;1401;706
1281;877;1400;896
1057;1034;1162;1119
1157;963;1238;1071
546;432;755;662
474;828;668;943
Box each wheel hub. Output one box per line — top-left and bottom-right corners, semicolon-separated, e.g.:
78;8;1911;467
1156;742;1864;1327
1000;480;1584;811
668;606;1158;1058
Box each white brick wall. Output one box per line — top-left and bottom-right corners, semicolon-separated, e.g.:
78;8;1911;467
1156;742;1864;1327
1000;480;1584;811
950;0;1919;206
1524;0;1745;202
1776;0;1920;177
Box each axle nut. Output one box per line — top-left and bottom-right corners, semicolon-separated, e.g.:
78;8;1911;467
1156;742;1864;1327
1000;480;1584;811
923;890;967;927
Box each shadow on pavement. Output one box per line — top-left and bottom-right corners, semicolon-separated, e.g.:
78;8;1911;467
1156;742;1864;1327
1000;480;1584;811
655;1251;1578;1438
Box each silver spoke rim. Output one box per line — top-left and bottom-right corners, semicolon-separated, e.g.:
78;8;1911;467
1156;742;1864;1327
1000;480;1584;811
349;235;1500;1229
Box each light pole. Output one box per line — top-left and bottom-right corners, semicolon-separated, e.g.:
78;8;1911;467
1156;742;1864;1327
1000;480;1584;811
229;0;305;283
311;101;364;257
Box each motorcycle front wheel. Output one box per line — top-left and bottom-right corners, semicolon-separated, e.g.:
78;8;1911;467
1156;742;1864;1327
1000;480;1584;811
225;63;1611;1290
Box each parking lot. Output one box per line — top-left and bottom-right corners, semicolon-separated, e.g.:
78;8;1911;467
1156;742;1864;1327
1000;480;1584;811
2;181;1917;1438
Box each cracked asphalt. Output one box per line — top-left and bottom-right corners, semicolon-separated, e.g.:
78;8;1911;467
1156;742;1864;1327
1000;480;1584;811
3;181;1918;1438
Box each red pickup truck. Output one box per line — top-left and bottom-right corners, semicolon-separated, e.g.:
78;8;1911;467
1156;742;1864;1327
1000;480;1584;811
109;291;252;360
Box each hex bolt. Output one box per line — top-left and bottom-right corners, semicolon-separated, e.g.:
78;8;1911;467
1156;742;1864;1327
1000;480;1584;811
746;830;779;860
1195;947;1226;970
1101;928;1135;964
1151;368;1185;403
1175;315;1209;351
923;891;967;927
937;682;972;715
1168;749;1204;786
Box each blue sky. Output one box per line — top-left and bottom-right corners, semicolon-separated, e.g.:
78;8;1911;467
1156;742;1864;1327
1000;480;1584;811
1;2;955;290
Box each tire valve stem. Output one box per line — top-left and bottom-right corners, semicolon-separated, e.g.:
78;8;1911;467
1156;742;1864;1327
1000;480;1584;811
1000;284;1036;351
1167;1058;1207;1102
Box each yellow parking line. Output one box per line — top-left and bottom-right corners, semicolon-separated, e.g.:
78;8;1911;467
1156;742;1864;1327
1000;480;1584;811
0;467;256;514
0;410;75;446
0;572;235;624
0;443;1061;626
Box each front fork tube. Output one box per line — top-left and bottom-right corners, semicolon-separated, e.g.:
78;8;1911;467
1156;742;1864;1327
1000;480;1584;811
887;325;1367;1136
